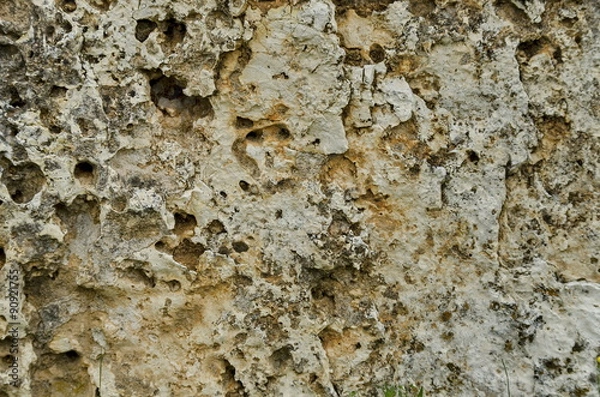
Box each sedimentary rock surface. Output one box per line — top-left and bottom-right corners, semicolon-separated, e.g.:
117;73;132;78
0;0;599;395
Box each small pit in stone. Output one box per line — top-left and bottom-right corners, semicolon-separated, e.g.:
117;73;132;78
163;19;186;47
332;0;396;17
239;180;250;191
276;127;291;140
56;0;77;12
245;130;263;142
369;43;385;63
0;247;5;267
173;239;205;270
63;350;80;361
232;241;249;253
154;240;171;253
173;212;197;236
135;19;157;42
149;73;213;119
74;161;96;185
235;117;254;129
206;219;226;235
467;150;480;164
166;280;181;291
1;160;45;204
407;0;436;17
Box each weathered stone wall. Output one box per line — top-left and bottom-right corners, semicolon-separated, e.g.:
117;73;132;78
0;0;599;395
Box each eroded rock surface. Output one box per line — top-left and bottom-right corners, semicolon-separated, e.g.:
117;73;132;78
0;0;599;396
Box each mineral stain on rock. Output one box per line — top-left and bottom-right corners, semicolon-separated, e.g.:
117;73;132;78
0;0;599;396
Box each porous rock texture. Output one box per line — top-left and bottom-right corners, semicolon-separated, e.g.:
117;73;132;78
0;0;599;395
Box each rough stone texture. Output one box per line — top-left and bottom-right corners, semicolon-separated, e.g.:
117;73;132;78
0;0;599;396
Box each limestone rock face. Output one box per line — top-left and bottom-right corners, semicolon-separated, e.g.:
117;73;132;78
0;0;599;396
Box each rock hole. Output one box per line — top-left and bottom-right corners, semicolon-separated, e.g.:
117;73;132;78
149;73;213;119
135;19;157;42
269;345;292;370
56;0;77;13
62;21;72;33
111;196;127;212
239;180;250;191
219;191;227;198
87;0;114;11
440;311;452;321
493;0;531;27
173;239;205;270
1;161;45;204
50;86;68;98
166;280;181;291
516;37;561;64
467;150;479;164
332;0;396;17
120;262;157;289
8;86;25;108
173;212;197;236
517;38;544;59
245;130;263;142
154;240;171;253
222;359;244;395
553;47;562;64
163;19;186;46
276;127;291;140
369;43;385;63
407;0;436;17
63;350;80;360
232;241;249;253
343;48;366;67
218;246;231;255
235;117;254;129
74;161;96;185
0;247;5;267
206;219;226;235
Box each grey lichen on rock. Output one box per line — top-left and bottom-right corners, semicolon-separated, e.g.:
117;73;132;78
0;0;599;396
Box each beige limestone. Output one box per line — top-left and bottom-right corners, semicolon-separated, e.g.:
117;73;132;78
0;0;599;396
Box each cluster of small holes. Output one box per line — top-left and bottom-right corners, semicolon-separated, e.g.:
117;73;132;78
244;125;292;143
